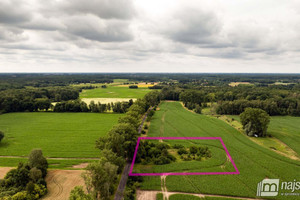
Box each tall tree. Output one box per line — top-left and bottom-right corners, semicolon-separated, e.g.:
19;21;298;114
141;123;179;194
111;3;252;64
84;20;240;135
82;160;118;200
28;149;48;177
240;108;270;137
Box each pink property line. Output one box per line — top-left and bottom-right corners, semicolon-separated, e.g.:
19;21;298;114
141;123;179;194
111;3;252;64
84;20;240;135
129;137;240;176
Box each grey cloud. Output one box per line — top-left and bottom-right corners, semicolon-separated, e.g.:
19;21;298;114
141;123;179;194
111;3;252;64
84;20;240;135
61;0;135;20
0;0;32;24
20;15;66;31
227;22;282;55
0;26;27;42
165;8;222;44
65;15;133;42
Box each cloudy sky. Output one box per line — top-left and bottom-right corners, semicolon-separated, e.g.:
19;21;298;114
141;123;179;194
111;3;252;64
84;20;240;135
0;0;300;73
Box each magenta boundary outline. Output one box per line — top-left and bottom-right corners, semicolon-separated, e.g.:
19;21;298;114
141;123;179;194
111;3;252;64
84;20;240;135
129;137;240;176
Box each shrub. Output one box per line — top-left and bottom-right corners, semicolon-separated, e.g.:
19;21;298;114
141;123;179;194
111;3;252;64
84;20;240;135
172;144;184;149
194;105;202;114
129;85;138;89
0;131;4;142
69;186;93;200
177;148;188;155
153;156;171;165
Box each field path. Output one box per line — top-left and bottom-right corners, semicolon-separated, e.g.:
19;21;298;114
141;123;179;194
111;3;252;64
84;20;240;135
161;175;169;200
136;190;158;200
42;170;85;200
136;190;266;200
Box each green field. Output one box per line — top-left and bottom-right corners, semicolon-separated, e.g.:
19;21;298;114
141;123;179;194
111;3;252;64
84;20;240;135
79;86;151;99
0;157;95;169
141;102;300;199
0;112;123;159
227;115;300;160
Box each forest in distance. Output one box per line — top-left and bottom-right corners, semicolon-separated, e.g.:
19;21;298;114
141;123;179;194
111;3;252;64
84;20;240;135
1;73;300;116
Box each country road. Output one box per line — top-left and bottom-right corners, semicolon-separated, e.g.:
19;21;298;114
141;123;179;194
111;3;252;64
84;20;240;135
114;106;153;200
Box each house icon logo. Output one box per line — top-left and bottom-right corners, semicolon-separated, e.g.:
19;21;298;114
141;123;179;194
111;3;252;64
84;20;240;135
257;179;280;196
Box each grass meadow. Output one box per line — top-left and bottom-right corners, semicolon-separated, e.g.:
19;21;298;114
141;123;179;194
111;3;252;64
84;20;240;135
0;112;123;159
141;102;300;199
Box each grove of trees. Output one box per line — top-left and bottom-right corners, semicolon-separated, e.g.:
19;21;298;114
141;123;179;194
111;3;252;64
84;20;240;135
0;149;48;200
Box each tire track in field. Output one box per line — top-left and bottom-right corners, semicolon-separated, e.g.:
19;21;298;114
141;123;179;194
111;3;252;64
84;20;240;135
52;175;64;198
161;175;169;200
160;110;166;139
42;170;85;200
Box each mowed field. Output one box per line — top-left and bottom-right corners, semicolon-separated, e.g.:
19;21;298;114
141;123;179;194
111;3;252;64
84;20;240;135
141;102;300;199
0;112;123;158
79;86;151;99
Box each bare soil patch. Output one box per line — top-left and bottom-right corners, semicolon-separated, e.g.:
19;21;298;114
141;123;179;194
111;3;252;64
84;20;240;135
136;190;158;200
42;170;85;200
0;167;14;179
72;163;89;169
229;82;252;87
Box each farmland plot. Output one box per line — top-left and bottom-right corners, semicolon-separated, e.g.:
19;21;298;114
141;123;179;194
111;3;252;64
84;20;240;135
0;112;123;158
140;102;300;200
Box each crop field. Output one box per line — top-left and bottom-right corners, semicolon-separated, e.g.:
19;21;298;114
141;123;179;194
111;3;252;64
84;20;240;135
228;82;253;87
0;112;123;159
263;116;300;155
227;115;300;160
140;102;300;199
79;85;151;99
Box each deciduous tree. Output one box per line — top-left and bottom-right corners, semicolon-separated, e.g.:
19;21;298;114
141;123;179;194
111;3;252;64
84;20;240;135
240;108;270;137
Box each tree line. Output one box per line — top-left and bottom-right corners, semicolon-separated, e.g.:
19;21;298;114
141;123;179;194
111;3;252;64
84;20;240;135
69;91;160;200
216;98;300;116
53;99;134;113
0;87;79;113
157;85;300;116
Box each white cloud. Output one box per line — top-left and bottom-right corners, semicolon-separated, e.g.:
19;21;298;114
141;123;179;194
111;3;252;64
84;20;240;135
0;0;300;72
